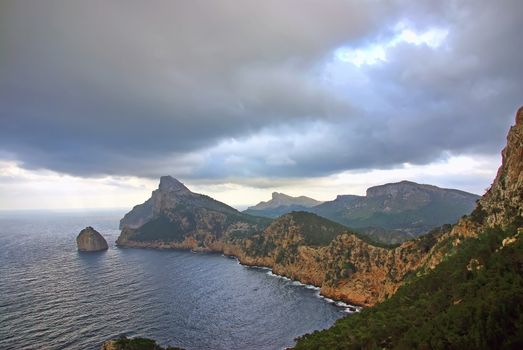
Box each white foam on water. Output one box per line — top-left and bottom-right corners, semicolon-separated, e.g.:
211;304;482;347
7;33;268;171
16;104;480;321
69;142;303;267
233;255;363;315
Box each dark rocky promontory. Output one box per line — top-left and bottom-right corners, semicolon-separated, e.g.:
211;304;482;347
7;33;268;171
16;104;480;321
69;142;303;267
76;226;108;251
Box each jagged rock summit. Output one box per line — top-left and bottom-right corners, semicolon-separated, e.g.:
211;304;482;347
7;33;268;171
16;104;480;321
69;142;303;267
158;175;191;193
76;226;108;251
119;176;195;229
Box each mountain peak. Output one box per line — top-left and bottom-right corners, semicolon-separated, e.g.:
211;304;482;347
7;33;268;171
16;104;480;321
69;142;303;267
158;176;190;193
366;181;426;198
272;192;290;199
246;192;323;213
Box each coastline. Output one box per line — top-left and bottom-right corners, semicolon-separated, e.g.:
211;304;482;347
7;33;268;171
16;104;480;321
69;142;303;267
115;240;364;311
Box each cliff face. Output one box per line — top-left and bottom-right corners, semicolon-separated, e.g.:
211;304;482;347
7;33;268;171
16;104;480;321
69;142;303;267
221;212;446;306
117;176;269;248
479;107;523;228
76;226;108;251
422;107;523;270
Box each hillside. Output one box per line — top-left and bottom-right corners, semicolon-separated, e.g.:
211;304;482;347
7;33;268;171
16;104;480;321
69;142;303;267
243;192;323;218
294;225;523;349
294;107;523;349
221;211;446;306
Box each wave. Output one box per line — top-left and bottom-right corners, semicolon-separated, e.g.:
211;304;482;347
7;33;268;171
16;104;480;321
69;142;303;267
243;264;360;314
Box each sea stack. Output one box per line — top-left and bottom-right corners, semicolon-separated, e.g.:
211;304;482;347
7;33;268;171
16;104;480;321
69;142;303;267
76;226;108;251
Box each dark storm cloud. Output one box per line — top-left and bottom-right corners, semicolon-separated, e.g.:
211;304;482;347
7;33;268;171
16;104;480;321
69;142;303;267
0;0;521;180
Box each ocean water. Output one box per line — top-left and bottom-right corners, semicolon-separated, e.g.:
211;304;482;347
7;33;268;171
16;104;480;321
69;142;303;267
0;211;348;350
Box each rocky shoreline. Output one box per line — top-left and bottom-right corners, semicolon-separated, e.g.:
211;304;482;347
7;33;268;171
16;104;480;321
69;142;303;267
116;238;364;310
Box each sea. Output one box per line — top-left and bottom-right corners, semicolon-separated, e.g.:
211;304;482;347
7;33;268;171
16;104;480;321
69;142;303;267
0;210;351;350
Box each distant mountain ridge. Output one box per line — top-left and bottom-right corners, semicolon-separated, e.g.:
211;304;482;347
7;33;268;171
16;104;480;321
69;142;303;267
312;180;480;237
244;181;480;243
243;192;323;218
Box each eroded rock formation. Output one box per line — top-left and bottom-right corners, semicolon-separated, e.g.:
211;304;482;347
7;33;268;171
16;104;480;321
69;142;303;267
76;226;108;251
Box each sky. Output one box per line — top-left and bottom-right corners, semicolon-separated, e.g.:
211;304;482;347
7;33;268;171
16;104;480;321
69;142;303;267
0;0;522;211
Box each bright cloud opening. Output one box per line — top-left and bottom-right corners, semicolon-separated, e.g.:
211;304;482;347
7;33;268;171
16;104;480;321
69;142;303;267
335;22;449;66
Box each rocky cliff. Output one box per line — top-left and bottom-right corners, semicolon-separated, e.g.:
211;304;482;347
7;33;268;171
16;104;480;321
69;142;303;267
117;176;270;249
221;212;446;306
76;226;108;251
418;107;523;272
478;106;523;228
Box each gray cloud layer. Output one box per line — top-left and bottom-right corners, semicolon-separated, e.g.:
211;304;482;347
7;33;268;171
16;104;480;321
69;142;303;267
0;0;521;181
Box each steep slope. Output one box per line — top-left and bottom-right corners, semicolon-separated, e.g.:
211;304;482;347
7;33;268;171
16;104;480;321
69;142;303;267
243;192;323;218
222;211;446;306
294;107;523;349
295;225;523;349
478;107;523;228
311;181;480;240
116;176;270;249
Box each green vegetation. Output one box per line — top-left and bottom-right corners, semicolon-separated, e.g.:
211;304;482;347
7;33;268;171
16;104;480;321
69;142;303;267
244;234;276;257
288;211;348;246
132;214;187;242
111;336;184;350
294;225;523;349
352;226;411;245
311;188;479;243
470;201;487;224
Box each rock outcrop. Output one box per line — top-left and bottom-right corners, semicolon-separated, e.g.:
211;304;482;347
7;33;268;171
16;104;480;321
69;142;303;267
422;107;523;269
478;106;523;228
76;226;108;251
101;337;184;350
